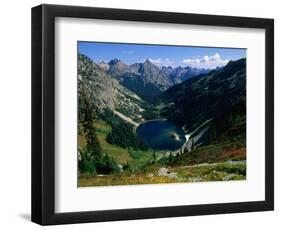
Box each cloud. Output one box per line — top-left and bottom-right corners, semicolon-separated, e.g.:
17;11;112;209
148;58;161;65
122;50;134;55
182;53;229;69
148;58;174;66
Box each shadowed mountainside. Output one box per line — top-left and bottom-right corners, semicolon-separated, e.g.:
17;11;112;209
160;58;246;141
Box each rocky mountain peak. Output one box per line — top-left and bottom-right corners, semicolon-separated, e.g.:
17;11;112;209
107;59;131;78
98;60;110;71
143;59;153;65
108;58;121;65
161;66;173;76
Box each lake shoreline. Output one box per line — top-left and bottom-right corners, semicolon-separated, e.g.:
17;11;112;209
136;119;186;152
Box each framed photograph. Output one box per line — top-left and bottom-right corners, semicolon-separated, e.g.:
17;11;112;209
31;4;274;225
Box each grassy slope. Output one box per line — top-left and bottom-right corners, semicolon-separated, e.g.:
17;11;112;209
174;140;246;166
78;120;130;164
79;161;246;186
78;120;155;169
95;120;130;164
79;122;246;187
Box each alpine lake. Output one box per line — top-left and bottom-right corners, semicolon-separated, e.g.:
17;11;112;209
136;120;186;151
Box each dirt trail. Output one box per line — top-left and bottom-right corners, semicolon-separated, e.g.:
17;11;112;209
113;110;140;127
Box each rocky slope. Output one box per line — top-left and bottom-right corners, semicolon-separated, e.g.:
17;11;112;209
78;54;147;123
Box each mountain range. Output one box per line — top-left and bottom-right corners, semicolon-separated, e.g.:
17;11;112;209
97;58;211;98
79;53;246;140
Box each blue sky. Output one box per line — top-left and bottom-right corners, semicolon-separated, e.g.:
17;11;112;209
78;41;246;69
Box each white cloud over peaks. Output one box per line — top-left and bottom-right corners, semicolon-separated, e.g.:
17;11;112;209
182;53;229;69
149;58;174;66
148;58;161;65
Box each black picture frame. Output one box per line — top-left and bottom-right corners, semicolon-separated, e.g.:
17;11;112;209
31;4;274;225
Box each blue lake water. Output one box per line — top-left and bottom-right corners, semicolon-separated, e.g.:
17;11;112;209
136;120;186;151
